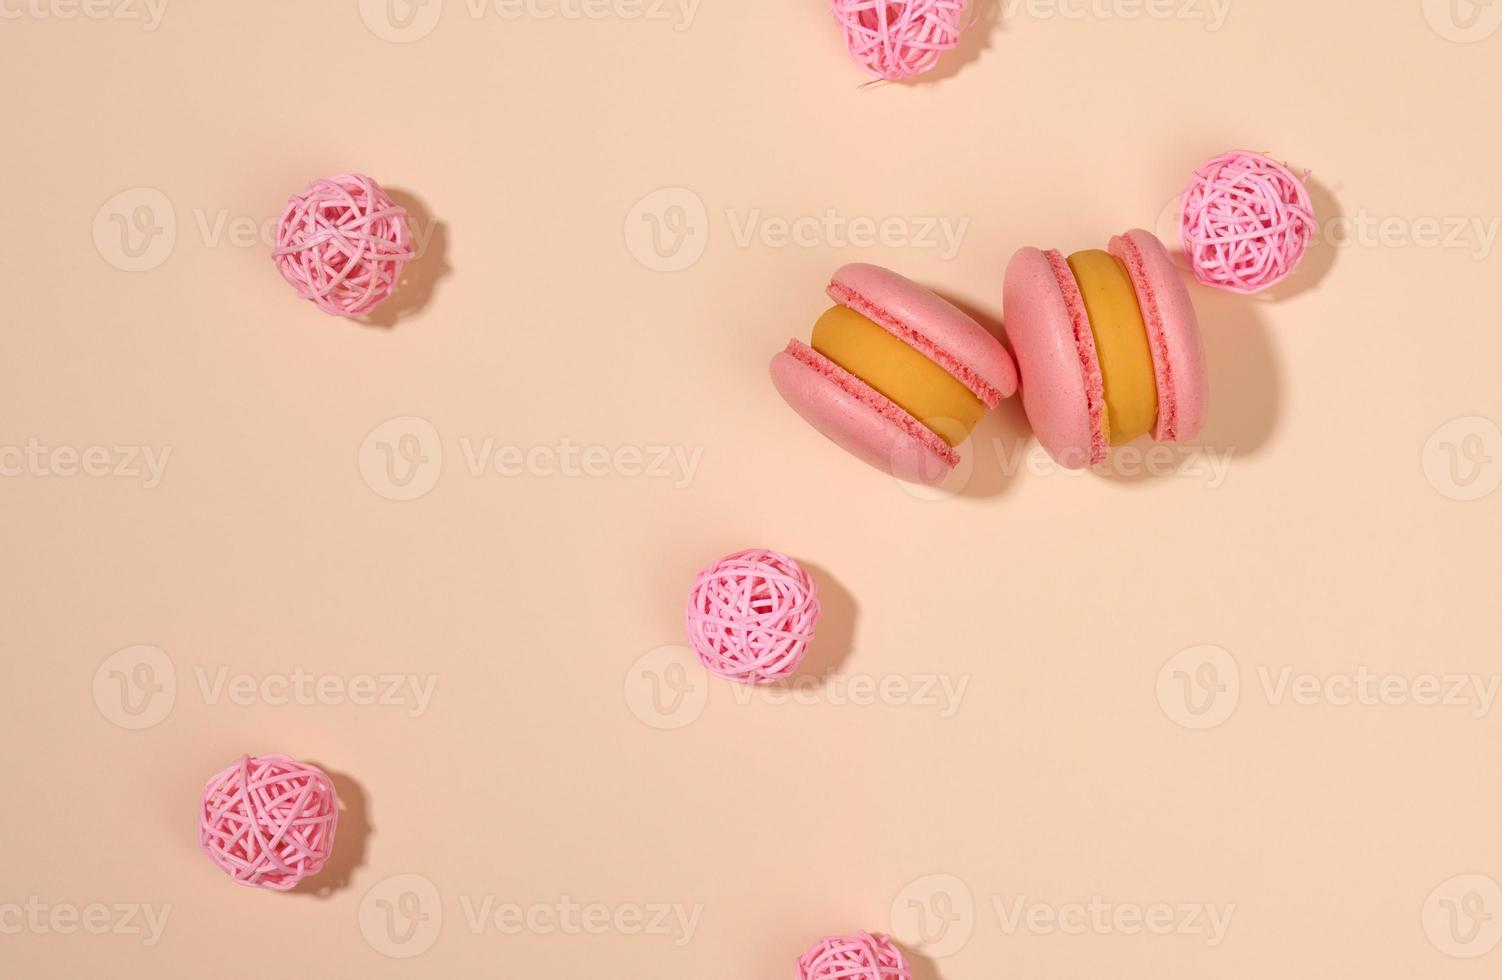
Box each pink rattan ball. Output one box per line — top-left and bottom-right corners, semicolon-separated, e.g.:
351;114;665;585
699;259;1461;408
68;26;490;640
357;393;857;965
831;0;968;80
272;173;413;317
684;549;820;684
1180;150;1316;294
199;754;339;891
797;932;912;980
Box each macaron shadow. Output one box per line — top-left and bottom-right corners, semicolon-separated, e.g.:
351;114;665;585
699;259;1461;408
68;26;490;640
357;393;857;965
358;188;450;329
929;289;1030;500
1185;285;1282;461
291;765;370;898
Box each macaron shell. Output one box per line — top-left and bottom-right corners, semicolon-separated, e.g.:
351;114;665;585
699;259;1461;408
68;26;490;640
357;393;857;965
770;341;957;486
1002;247;1105;469
828;263;1018;407
1109;229;1208;442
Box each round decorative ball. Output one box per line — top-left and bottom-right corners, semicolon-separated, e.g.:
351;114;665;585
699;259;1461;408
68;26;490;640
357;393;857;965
1179;150;1316;294
272;173;413;317
797;932;911;980
684;548;820;685
831;0;969;81
199;754;339;890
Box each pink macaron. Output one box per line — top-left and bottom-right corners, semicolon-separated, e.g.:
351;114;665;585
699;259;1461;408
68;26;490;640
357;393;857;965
771;263;1019;485
1002;229;1208;468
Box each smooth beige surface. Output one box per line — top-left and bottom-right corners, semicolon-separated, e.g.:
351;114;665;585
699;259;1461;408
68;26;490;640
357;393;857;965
2;2;1500;978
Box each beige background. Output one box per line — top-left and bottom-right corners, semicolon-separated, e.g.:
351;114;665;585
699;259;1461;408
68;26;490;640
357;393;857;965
3;0;1501;977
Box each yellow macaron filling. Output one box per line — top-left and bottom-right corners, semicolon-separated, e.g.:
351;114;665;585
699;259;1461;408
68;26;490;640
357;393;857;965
1067;250;1159;446
810;305;985;446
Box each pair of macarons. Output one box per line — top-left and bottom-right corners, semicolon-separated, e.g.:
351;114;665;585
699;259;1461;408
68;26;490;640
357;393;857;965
770;230;1207;482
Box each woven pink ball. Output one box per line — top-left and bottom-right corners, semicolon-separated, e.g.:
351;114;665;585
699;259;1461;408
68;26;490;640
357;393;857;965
831;0;968;80
684;549;820;685
199;754;339;891
1180;150;1316;294
273;173;413;317
797;932;911;980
